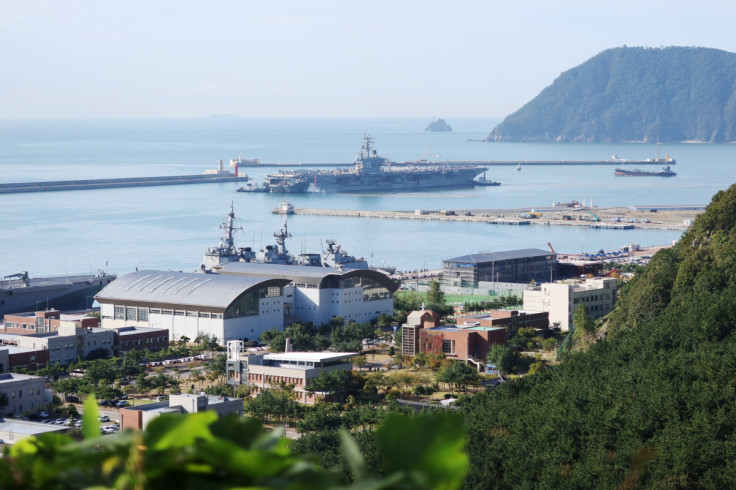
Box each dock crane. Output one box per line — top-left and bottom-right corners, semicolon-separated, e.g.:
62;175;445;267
547;243;556;254
2;271;30;287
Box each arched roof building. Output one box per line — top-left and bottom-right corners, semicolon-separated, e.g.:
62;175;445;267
95;270;290;344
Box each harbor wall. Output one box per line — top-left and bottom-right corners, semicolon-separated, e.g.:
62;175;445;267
0;174;248;195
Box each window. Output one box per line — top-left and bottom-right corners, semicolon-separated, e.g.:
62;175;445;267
114;306;125;320
126;307;137;320
137;308;149;322
174;310;185;316
186;311;197;317
162;310;173;315
150;308;161;314
198;312;210;318
442;339;455;355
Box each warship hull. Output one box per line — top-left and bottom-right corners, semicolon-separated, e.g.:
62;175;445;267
1;273;116;315
308;167;485;193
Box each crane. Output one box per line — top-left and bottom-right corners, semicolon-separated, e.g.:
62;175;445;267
2;271;29;287
417;145;433;163
547;242;556;254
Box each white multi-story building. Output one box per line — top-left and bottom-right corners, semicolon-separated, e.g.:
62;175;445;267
95;270;291;344
226;340;356;403
214;262;397;326
523;278;618;331
0;373;48;416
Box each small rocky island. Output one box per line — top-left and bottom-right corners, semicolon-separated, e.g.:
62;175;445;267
425;117;452;132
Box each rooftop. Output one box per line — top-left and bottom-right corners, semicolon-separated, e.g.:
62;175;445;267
0;373;45;382
263;351;358;363
443;248;554;265
115;326;168;336
428;325;505;333
95;270;290;309
0;418;68;440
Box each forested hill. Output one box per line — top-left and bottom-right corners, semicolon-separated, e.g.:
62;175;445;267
488;46;736;143
463;183;736;488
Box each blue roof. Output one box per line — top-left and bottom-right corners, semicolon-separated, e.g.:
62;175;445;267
443;248;554;265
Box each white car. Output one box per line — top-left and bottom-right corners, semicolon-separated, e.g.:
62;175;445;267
98;415;110;423
37;411;50;418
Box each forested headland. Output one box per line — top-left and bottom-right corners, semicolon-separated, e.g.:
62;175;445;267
488;46;736;143
462;182;736;488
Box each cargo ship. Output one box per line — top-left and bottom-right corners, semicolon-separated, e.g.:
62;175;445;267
258;134;487;193
1;271;116;315
614;165;677;177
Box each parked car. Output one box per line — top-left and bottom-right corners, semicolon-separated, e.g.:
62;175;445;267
115;401;129;408
64;395;79;403
74;420;83;428
98;399;110;406
37;411;50;418
101;427;115;435
99;415;110;423
119;394;129;400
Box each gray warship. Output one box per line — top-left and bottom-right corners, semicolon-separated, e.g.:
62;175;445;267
200;205;391;273
259;134;486;193
1;270;116;315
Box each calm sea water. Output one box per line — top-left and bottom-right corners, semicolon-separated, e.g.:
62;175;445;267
1;118;733;277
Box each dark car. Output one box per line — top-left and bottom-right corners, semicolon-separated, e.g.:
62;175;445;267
98;399;110;406
64;395;80;403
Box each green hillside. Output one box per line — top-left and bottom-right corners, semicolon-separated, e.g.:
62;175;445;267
462;184;736;488
488;46;736;143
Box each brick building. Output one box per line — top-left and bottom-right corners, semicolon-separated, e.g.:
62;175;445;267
2;310;98;335
112;326;169;355
456;309;549;331
401;310;506;369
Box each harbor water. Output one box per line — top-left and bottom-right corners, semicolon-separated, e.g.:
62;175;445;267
1;118;734;277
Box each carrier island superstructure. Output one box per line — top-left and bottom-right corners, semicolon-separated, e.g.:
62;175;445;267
260;134;487;193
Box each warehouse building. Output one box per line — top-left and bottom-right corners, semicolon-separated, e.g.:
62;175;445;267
442;249;558;288
95;270;290;344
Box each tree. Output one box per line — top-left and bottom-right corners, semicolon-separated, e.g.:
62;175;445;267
438;362;480;393
572;303;595;342
425;280;446;307
388;346;395;357
486;344;515;375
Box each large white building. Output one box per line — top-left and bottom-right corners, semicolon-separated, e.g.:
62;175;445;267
95;271;291;344
214;262;397;326
522;278;617;331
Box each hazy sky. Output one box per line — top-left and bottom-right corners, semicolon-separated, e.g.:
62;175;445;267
2;1;734;119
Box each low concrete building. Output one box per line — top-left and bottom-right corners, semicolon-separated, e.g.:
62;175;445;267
522;278;617;331
0;321;114;367
226;341;356;403
0;373;49;416
0;419;68;444
119;393;243;431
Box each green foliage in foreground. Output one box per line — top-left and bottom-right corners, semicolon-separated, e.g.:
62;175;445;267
0;395;466;489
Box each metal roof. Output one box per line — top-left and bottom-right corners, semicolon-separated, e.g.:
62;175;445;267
215;262;399;293
443;248;554;265
95;270;290;309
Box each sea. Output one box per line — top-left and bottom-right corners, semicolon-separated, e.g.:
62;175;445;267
1;117;734;279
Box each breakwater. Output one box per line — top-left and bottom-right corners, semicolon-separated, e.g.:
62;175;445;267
0;174;249;195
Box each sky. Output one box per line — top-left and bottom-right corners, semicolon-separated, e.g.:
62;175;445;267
1;0;735;119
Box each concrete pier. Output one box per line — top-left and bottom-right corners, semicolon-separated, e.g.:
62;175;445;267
273;205;702;231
